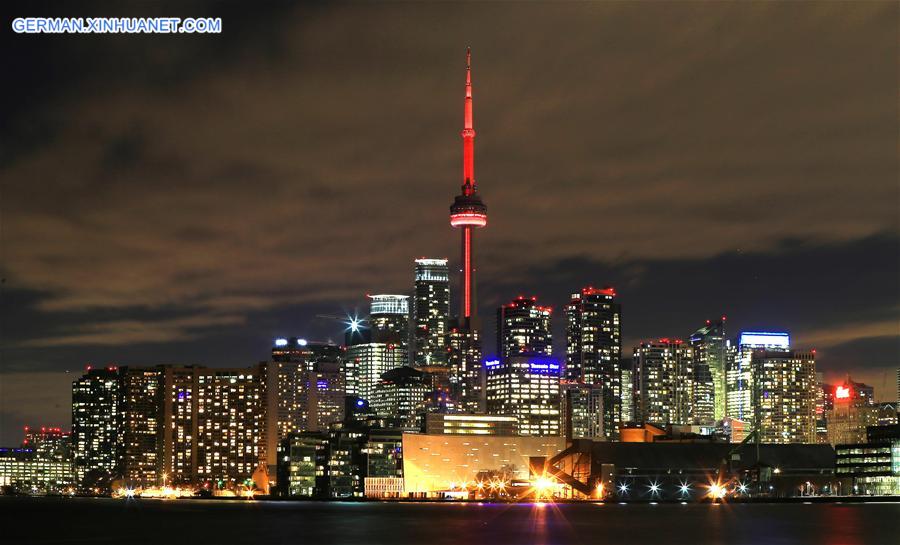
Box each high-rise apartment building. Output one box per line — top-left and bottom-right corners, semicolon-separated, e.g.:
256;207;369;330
72;366;123;490
269;338;343;438
448;327;484;413
565;286;621;440
561;383;604;440
195;367;267;488
620;359;635;423
632;339;694;426
121;367;163;487
298;359;346;433
486;356;561;436
753;348;817;444
73;364;273;491
413;258;450;368
496;296;553;361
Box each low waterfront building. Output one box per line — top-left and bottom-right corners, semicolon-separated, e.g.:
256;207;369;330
544;440;836;500
835;424;899;496
0;447;73;494
401;433;565;497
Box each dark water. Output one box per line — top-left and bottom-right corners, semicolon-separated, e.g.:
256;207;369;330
2;497;899;545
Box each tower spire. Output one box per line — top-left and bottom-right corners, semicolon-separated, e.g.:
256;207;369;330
462;47;475;195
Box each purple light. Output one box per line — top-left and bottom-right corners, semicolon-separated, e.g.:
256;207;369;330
317;380;328;389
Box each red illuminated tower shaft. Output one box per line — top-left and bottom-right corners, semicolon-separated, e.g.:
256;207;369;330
450;48;487;328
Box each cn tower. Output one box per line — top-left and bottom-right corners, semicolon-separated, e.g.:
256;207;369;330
449;47;487;329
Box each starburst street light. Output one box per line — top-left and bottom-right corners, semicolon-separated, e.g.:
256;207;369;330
679;481;691;496
618;483;630;495
648;481;661;496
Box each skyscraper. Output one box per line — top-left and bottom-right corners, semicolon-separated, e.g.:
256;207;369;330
486;356;561;436
690;318;727;421
72;366;123;491
121;367;163;488
370;367;430;429
269;338;343;438
346;342;404;402
195;367;268;488
561;383;604;440
297;359;346;433
369;294;410;363
726;331;791;424
496;296;553;361
448;49;487;413
632;339;694;425
753;349;817;444
413;258;450;368
565;286;622;440
827;377;879;445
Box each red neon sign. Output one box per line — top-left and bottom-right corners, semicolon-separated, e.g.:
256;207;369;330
835;386;850;399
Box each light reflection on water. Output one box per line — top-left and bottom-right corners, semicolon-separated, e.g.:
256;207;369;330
1;497;898;545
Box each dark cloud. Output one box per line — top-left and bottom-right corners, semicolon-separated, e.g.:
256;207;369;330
1;2;897;444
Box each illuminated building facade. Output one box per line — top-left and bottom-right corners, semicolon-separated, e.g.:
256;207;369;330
633;340;694;426
827;377;879;445
752;349;817;444
561;382;604;440
346;342;405;402
22;426;71;463
726;331;791;424
816;377;836;443
298;359;345;433
0;426;74;494
448;327;484;412
276;432;328;497
362;428;404;498
835;424;900;496
369;294;410;363
269;338;343;438
496;296;553;360
413;258;450;368
160;366;198;485
121;367;163;487
620;359;635;423
370;367;429;429
0;447;74;494
565;286;622;440
195;367;267;488
486;356;561;436
72;366;123;490
424;413;518;436
690;318;728;421
401;433;565;497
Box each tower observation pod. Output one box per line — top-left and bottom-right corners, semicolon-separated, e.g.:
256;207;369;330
450;47;487;328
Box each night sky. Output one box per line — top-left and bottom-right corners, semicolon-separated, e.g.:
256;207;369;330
1;2;898;445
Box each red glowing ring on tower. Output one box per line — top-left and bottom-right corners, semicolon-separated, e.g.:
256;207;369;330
450;213;487;227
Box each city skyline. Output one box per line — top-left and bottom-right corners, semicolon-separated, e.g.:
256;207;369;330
2;3;898;445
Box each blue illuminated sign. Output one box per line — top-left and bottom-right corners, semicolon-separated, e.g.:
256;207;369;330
739;331;790;348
